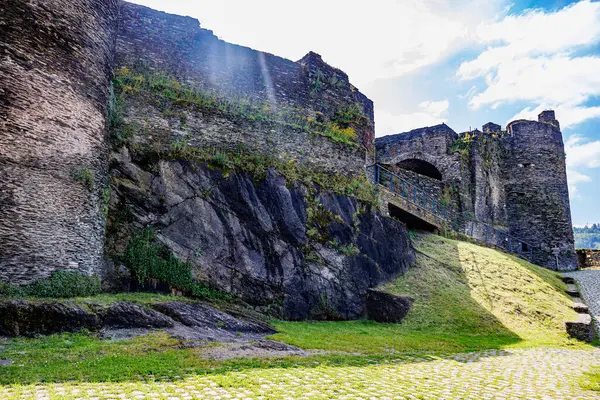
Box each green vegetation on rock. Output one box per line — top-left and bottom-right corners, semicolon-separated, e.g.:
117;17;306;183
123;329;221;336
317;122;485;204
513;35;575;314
122;228;231;302
112;66;365;147
72;167;94;190
0;271;101;299
161;142;380;207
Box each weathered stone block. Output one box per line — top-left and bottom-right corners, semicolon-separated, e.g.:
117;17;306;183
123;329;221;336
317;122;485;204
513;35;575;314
573;302;589;314
366;289;414;323
565;314;594;342
98;302;176;329
566;284;580;297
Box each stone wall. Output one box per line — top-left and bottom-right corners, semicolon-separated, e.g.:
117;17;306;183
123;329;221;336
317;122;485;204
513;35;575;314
0;0;119;284
375;124;469;221
576;250;600;268
503;118;577;270
470;134;508;229
120;85;366;176
115;2;375;168
376;124;460;181
375;114;577;270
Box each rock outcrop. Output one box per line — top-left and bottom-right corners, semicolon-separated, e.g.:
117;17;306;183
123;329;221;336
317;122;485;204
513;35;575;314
108;149;415;320
366;289;414;323
0;300;272;338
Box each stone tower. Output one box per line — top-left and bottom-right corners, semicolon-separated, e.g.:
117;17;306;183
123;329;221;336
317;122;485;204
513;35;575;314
504;111;577;270
0;0;119;284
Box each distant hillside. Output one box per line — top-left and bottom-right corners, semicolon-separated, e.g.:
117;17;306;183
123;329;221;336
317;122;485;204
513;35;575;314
574;224;600;249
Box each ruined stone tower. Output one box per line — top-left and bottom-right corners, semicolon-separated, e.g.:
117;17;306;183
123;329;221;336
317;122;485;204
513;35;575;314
0;0;119;284
375;110;578;271
504;111;577;270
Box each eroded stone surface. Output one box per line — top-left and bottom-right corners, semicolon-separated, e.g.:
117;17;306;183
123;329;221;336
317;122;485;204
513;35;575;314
108;152;415;320
0;0;119;284
0;300;272;339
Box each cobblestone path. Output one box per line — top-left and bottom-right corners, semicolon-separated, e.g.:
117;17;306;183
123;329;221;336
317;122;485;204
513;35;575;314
1;348;598;399
565;270;600;334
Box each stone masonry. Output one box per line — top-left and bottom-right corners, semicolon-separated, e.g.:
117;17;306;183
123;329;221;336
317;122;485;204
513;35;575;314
0;1;378;288
376;111;577;271
116;2;375;160
0;0;119;284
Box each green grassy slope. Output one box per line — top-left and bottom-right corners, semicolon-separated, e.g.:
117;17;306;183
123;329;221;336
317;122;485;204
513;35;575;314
271;233;582;353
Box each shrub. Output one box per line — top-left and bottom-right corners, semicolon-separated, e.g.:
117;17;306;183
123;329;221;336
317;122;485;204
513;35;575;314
0;281;25;297
73;167;94;190
323;124;357;145
123;228;232;302
0;271;101;299
25;271;101;298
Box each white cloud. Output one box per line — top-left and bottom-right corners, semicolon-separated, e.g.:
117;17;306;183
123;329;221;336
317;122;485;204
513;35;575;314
509;103;600;130
563;135;600;197
459;1;600;79
565;135;600;169
567;169;591;197
376;99;449;136
458;0;600;128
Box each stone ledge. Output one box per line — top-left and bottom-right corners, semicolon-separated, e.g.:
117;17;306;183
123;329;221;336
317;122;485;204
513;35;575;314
565;314;594;342
0;300;273;338
565;284;580;297
573;302;589;314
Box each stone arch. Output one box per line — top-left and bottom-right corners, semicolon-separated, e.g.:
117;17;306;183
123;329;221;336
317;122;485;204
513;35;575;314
396;158;442;181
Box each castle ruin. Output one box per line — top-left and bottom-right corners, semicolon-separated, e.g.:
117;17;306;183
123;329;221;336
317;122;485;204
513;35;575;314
376;110;577;270
0;0;577;318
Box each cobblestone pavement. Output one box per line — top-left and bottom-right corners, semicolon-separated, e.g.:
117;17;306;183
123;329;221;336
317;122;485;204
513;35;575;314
1;348;599;399
565;270;600;334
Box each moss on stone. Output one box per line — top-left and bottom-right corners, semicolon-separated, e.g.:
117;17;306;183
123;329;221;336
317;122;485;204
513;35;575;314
112;67;361;147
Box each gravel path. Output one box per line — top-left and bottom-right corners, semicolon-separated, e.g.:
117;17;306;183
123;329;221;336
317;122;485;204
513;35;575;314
1;348;598;399
564;269;600;334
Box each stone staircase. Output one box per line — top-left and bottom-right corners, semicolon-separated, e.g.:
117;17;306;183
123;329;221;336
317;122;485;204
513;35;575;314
562;275;595;342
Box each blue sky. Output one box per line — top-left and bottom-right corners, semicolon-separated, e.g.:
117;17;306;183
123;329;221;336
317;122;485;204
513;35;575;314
131;0;600;226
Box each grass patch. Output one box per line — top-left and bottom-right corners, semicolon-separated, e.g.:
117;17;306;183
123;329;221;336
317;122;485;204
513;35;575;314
0;331;426;385
582;367;600;391
0;235;593;387
270;234;585;353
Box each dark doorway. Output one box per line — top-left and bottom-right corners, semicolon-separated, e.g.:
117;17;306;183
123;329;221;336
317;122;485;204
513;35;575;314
397;159;442;180
388;203;437;232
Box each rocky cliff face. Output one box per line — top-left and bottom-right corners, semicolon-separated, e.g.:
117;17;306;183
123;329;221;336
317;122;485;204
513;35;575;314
107;149;415;320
